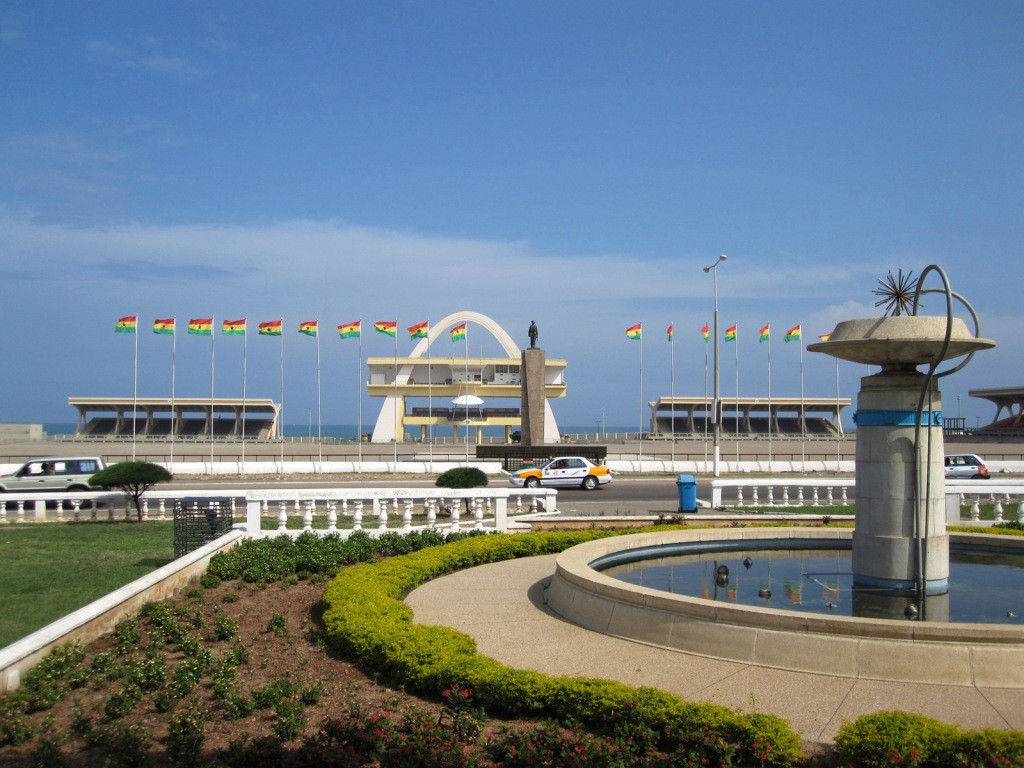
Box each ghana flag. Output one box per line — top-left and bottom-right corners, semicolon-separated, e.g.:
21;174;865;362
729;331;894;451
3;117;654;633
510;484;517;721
188;318;213;336
759;323;770;343
375;321;397;337
724;324;737;342
450;323;467;342
222;319;246;336
338;321;361;339
116;316;138;334
258;320;283;336
625;323;641;340
701;323;710;342
299;321;318;336
407;321;428;339
784;324;802;343
153;318;175;335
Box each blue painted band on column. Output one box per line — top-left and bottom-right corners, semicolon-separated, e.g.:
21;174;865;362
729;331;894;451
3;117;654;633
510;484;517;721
853;409;943;427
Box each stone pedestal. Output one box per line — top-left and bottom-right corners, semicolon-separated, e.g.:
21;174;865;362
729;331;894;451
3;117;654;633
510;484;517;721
520;348;546;447
852;369;949;595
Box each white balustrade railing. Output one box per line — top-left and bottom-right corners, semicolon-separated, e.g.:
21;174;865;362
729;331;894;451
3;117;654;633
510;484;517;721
710;478;854;510
710;478;1024;524
0;486;559;536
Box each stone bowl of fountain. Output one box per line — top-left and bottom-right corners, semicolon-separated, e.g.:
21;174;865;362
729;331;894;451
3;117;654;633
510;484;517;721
806;315;994;368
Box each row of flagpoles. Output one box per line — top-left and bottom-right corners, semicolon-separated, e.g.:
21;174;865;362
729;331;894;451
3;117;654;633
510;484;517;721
115;316;472;466
624;322;837;467
116;317;470;341
623;321;832;344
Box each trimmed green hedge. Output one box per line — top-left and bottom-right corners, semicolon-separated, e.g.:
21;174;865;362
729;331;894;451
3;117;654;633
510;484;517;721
835;710;1024;767
320;531;805;767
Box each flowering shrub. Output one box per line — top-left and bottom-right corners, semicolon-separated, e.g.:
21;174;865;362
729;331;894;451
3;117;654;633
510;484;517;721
484;720;627;767
165;700;206;766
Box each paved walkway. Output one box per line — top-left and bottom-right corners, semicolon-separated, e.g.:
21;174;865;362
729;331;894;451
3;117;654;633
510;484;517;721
406;554;1024;746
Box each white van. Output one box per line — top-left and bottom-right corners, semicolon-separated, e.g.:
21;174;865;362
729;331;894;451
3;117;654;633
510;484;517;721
0;457;107;493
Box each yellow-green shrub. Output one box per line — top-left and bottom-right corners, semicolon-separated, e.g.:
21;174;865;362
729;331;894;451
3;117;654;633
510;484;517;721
320;531;804;767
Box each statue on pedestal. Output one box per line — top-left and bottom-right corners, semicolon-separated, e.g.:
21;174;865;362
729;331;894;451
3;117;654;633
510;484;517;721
528;320;538;349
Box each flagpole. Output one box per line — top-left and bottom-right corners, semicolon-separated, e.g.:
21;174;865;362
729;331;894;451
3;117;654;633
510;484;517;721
210;318;216;469
170;317;176;471
734;323;739;469
800;329;806;468
393;325;399;468
638;327;644;470
703;324;709;472
427;320;433;472
669;324;675;470
357;329;363;466
767;324;773;469
316;323;322;469
241;321;247;474
279;328;285;469
132;318;138;461
464;326;469;465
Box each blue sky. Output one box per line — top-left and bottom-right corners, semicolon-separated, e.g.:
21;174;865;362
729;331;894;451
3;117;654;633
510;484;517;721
1;2;1021;432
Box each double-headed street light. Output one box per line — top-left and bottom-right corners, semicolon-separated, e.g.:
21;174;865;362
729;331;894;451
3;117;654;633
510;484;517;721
703;254;727;477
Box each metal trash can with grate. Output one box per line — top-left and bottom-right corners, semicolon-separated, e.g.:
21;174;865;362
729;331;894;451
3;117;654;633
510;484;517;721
173;497;234;558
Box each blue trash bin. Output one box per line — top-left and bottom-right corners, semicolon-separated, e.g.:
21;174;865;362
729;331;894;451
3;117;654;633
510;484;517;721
676;474;697;513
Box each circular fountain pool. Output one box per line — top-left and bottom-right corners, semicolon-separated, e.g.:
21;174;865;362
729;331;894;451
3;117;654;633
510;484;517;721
545;528;1024;686
597;539;1024;624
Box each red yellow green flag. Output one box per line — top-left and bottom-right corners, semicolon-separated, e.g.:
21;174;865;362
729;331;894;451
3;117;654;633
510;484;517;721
299;321;318;337
625;323;641;340
759;323;770;343
408;322;429;339
153;318;175;335
338;321;360;339
817;332;832;342
450;323;467;342
724;324;737;342
116;316;138;334
667;324;673;341
222;319;246;336
784;324;802;343
375;321;397;337
258;320;282;336
188;318;213;336
701;323;710;342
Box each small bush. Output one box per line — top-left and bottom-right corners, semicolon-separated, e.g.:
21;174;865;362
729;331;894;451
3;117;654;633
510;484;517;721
435;467;489;489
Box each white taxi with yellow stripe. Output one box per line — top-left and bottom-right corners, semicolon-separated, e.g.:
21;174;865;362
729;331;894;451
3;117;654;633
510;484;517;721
509;456;613;491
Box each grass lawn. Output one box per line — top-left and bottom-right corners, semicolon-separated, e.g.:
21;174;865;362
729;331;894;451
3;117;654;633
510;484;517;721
0;521;175;649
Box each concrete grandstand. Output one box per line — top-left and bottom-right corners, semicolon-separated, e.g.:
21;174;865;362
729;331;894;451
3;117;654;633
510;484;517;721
67;397;280;440
649;395;852;438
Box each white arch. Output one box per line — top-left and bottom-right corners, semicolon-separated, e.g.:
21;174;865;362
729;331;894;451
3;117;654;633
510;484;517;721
370;310;560;442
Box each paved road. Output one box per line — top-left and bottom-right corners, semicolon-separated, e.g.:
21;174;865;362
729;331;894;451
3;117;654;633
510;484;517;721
161;475;691;514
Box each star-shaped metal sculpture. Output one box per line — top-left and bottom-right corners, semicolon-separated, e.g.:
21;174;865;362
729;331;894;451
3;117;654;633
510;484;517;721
872;269;917;316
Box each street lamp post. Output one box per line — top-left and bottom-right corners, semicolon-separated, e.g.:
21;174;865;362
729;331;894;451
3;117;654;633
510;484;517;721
703;254;728;477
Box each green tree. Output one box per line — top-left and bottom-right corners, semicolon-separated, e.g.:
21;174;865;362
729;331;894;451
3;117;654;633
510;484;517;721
435;467;489;516
90;462;173;522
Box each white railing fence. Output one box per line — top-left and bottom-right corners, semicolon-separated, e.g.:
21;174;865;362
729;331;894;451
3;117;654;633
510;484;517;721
709;478;855;510
0;487;559;536
709;478;1024;524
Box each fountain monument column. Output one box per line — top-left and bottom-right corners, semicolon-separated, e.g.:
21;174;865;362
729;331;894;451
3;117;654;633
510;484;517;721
809;287;994;598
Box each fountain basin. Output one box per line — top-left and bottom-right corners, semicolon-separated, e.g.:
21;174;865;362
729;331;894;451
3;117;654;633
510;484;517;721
806;315;994;367
545;528;1024;686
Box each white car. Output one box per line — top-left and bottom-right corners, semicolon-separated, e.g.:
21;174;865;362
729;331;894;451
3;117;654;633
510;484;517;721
509;456;613;491
944;453;990;480
0;456;107;493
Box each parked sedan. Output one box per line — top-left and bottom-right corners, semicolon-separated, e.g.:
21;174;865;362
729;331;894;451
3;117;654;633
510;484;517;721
509;456;613;491
944;453;990;480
